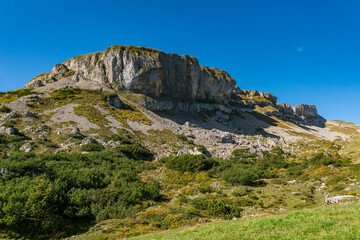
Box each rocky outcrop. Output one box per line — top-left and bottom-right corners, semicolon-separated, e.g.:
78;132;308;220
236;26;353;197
276;103;294;115
325;195;358;204
0;126;16;136
26;45;326;127
292;104;318;118
27;45;236;104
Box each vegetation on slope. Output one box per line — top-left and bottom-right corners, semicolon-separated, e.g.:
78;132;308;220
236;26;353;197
129;203;360;240
0;132;359;239
1;88;360;239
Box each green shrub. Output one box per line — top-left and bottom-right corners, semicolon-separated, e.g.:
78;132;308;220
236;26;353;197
222;167;260;185
285;164;304;178
305;153;350;167
176;134;195;145
176;134;188;141
52;88;81;100
232;188;251;197
69;133;85;140
116;143;153;161
45;142;59;149
105;134;132;144
164;154;216;172
0;150;160;238
197;145;208;154
191;197;241;219
101;92;118;102
2;122;15;128
0;106;11;113
256;149;288;170
198;185;213;194
81;143;104;152
231;148;249;157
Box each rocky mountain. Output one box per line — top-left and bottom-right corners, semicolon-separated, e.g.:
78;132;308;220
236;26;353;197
1;45;360;240
1;45;360;159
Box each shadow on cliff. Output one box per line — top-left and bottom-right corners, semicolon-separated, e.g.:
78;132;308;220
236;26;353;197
154;109;282;139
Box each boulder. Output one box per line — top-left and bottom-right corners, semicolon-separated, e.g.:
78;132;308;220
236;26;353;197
19;143;33;152
0;126;16;136
25;111;38;118
325;195;358;204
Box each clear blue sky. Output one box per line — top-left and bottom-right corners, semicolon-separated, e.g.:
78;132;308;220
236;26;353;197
0;0;359;124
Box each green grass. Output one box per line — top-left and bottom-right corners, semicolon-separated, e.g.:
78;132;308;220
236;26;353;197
130;203;360;240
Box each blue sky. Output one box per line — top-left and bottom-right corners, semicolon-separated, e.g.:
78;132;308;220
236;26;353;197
0;0;359;123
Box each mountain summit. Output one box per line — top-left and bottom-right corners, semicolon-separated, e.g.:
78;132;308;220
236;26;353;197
27;45;235;104
0;45;358;158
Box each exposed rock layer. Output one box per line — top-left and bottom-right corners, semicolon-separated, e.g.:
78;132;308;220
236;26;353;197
27;46;236;104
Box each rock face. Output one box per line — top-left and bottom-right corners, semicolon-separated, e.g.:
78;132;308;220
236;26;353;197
292;104;318;118
26;45;325;127
27;46;236;104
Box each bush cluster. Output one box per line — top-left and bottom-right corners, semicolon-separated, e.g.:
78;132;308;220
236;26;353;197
0;106;11;113
80;143;104;152
116;143;153;161
164;154;216;172
191;197;241;219
0;151;160;238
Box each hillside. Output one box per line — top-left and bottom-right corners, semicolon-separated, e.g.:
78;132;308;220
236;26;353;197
127;204;360;240
2;45;359;159
0;45;359;239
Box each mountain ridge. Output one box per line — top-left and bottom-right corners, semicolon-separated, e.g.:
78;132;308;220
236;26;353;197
1;45;360;239
0;45;359;159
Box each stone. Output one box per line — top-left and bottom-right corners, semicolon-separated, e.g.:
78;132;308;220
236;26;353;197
38;134;46;139
25;111;38;118
19;143;33;152
72;127;81;135
107;96;123;108
325;195;358;204
35;125;50;133
0;126;16;136
5;112;20;119
82;137;99;145
0;168;9;176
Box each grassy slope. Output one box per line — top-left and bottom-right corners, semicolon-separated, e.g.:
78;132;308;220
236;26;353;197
130;204;360;240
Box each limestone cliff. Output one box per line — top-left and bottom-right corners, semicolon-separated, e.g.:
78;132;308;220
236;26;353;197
26;45;324;127
27;45;235;104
